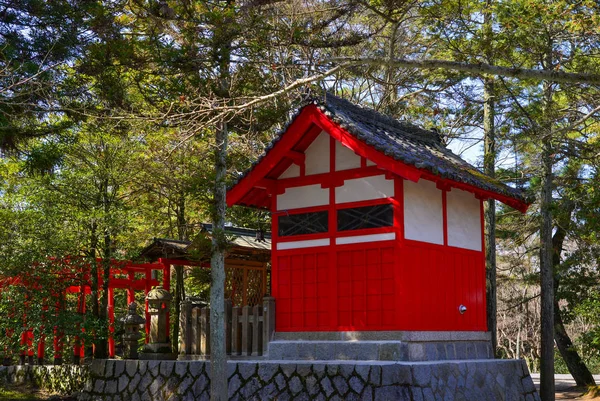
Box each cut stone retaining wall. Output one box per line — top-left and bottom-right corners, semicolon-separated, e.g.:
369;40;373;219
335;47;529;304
0;364;89;395
79;359;540;401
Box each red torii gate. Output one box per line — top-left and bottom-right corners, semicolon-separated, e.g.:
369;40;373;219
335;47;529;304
1;257;203;363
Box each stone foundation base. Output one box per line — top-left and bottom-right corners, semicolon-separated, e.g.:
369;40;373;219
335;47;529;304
0;365;89;395
80;358;540;401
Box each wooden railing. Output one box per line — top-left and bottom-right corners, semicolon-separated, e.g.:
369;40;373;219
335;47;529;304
179;296;275;357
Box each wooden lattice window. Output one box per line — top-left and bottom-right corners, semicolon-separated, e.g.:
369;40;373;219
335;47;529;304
337;204;393;231
278;211;328;236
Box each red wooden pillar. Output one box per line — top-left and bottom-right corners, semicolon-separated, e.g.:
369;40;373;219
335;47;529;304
19;330;27;365
161;260;171;342
37;334;45;365
108;287;115;358
127;271;135;304
144;268;151;343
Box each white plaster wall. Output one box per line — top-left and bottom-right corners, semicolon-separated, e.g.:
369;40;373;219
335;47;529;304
366;159;376;167
447;188;482;251
277;184;329;210
279;163;300;178
305;132;330;175
403;179;444;245
336;233;395;245
277;238;330;250
335;175;394;204
335;141;362;171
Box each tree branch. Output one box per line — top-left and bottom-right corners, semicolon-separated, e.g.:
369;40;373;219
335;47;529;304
331;57;600;85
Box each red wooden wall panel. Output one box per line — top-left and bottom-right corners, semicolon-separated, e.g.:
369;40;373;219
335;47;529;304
399;242;486;331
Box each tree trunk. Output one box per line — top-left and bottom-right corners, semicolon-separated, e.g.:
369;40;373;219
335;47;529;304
483;76;497;356
551;203;596;387
554;300;595;386
482;0;497;357
210;118;228;400
539;77;555;401
383;21;400;116
173;195;187;352
210;8;233;398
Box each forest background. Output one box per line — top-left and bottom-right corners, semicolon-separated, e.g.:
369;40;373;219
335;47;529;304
1;0;600;400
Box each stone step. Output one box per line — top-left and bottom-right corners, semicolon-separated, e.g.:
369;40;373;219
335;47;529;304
267;340;408;361
267;339;494;361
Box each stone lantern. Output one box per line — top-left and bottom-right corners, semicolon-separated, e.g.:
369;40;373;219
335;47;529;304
140;285;177;360
120;302;145;359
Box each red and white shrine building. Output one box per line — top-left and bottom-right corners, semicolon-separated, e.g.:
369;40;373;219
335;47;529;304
228;94;529;335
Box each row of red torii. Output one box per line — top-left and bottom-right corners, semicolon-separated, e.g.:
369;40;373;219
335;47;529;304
9;257;202;365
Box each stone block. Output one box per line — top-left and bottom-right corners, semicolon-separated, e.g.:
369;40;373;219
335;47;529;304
314;342;335;360
175;361;188;377
179;376;194;395
93;379;105;394
334;342;378;361
374;385;411;401
412;364;432;387
117;375;129;393
340;363;355;378
114;361;125;378
137;360;148;376
379;342;407;361
189;361;203;377
228;374;241;398
312;363;326;378
333;376;349;396
349;376;364;394
369;365;381;386
382;364;412;386
297;342;316;359
320;376;334;397
289;376;303;395
256;382;278;400
355;364;370;382
521;376;536;394
475;342;490;359
104;360;115;378
274;373;286;390
281;363;296;378
125;361;138;378
160;361;175;377
445;343;456;359
90;360;106;377
192;374;209;397
258;363;278;382
465;343;477;359
296;363;312;377
238;362;257;380
147;360;161;378
306;375;319;395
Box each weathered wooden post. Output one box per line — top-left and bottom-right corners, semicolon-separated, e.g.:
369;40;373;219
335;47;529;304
225;299;232;355
200;306;210;356
191;307;199;355
179;299;192;355
241;305;252;356
251;304;263;356
231;306;242;355
263;296;275;355
121;303;145;359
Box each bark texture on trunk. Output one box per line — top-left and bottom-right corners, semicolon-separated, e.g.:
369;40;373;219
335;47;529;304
210;119;228;400
483;76;497;357
551;204;596;387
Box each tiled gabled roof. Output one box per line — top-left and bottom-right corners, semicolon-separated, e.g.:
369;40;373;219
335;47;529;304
232;93;529;206
316;94;529;204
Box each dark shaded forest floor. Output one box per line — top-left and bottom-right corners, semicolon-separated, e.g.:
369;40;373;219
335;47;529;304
0;383;75;401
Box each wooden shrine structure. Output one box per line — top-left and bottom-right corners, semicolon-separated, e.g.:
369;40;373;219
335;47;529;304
228;93;530;336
